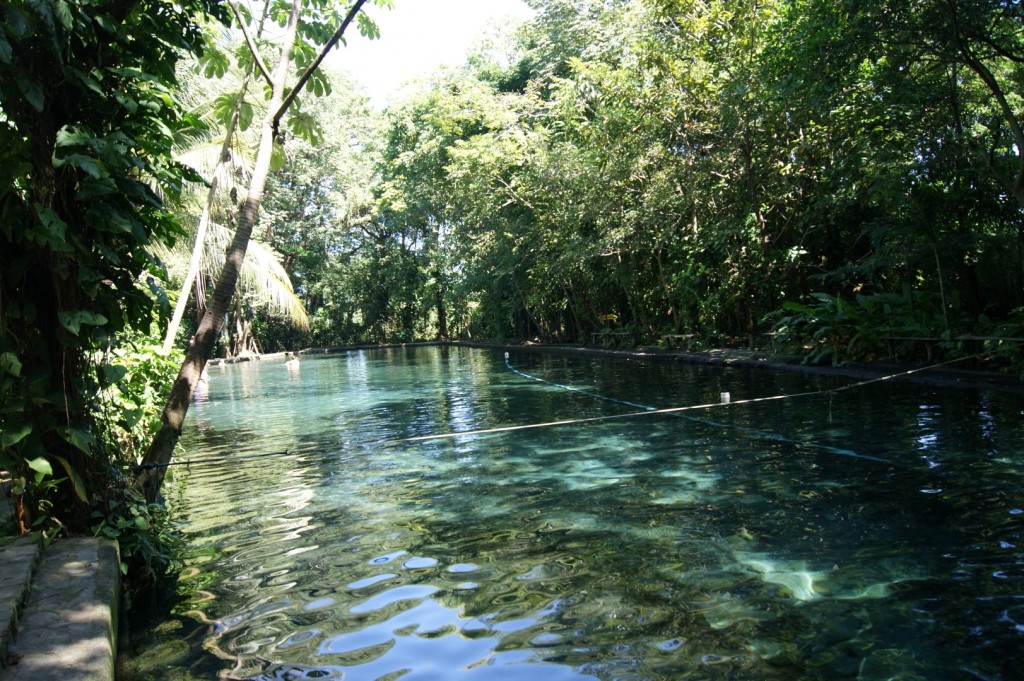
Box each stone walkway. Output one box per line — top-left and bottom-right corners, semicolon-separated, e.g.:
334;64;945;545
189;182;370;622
0;494;119;680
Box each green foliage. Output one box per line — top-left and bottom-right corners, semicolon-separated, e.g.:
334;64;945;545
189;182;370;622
97;333;185;463
153;0;1024;372
164;2;387;356
769;288;977;366
0;0;225;548
91;481;183;589
257;71;385;347
342;0;1024;357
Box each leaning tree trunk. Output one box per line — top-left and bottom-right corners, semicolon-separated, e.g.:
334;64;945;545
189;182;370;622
136;0;368;503
136;0;302;503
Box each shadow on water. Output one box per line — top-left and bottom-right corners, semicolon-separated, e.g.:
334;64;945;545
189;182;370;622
127;347;1024;680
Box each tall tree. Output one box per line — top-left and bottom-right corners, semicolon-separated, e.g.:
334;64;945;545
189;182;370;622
363;0;1024;354
0;0;224;531
162;55;258;356
136;0;384;503
259;71;381;348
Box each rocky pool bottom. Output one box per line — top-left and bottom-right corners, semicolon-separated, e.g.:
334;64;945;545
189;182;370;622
122;346;1023;680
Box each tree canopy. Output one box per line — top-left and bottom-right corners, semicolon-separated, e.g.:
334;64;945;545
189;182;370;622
324;0;1024;360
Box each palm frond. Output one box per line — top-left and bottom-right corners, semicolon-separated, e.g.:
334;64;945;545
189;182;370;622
175;143;254;189
205;221;310;330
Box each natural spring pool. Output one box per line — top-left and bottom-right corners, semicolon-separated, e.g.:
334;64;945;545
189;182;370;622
124;345;1024;680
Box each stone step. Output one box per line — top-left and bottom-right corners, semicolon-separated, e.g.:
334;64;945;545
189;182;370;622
1;538;120;681
0;536;42;672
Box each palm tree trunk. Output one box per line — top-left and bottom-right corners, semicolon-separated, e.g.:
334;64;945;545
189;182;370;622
161;86;249;356
162;1;273;357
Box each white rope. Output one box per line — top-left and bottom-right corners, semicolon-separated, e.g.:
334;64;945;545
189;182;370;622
392;352;991;457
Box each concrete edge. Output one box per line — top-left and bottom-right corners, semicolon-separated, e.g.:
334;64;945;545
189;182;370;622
0;535;42;669
4;537;120;681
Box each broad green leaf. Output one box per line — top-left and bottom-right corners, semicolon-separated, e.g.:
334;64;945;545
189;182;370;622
238;101;254;132
27;456;53;476
79;73;104;96
102;364;127;384
77;176;118;200
17;75;44;111
287;110;322;146
0;33;11;63
114;91;138;113
123;408;142;430
357;12;380;40
212;89;240;128
1;422;31;448
58;310;108;335
54;0;72;30
94;14;114;33
0;352;22;377
54;455;88;502
60;154;102;178
33;204;67;241
3;5;29;37
200;47;230;79
105;211;134;233
59;426;95;455
270;142;287;172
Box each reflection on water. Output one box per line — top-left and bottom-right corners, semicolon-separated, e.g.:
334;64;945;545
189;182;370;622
126;347;1024;680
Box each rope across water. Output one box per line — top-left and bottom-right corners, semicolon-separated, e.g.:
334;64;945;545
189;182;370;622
395;351;1000;466
399;352;888;464
137;347;1011;470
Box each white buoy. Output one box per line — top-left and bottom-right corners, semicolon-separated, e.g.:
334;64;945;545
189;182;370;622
720;392;731;403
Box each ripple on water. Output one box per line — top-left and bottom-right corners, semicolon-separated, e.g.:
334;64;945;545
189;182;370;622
403;556;439;569
147;348;1024;681
346;573;399;590
369;550;407;565
349;584;440;614
303;597;335;611
248;663;347;680
276;629;320;649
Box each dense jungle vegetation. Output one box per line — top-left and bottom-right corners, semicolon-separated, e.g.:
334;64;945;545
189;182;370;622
2;0;1024;583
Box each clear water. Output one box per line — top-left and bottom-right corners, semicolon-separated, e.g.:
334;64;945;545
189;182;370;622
126;346;1024;680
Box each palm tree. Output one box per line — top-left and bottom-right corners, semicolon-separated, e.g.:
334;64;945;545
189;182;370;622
160;34;309;355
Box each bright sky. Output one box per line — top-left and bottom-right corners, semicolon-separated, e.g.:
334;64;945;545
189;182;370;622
333;0;535;108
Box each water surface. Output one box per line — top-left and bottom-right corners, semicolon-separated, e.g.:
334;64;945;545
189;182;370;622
127;346;1024;680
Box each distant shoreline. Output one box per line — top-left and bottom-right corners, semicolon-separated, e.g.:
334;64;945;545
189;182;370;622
206;340;1023;392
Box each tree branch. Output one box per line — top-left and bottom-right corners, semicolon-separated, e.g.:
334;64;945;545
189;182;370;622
228;0;275;89
495;173;535;211
977;35;1024;64
949;0;1024;197
275;0;370;125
